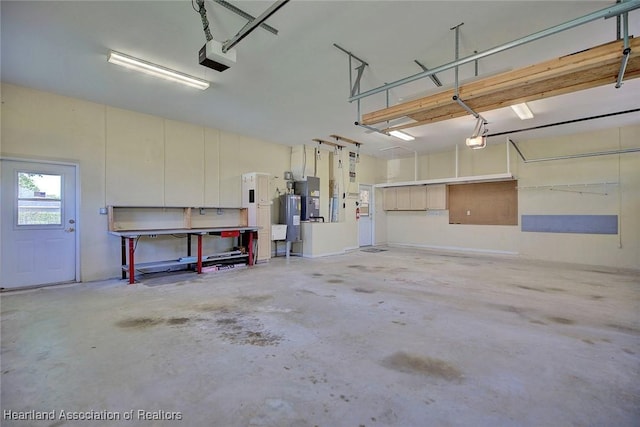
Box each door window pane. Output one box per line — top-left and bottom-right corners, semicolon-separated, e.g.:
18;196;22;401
360;189;370;216
17;172;62;225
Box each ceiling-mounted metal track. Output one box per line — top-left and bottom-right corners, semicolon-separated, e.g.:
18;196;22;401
349;0;640;103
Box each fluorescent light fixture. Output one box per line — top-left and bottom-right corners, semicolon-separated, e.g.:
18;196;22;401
389;130;415;141
107;50;210;90
511;102;534;120
465;135;486;149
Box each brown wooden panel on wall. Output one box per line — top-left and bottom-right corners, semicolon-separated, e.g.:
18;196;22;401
448;180;518;225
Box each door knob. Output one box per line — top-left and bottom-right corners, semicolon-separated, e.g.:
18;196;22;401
65;227;75;233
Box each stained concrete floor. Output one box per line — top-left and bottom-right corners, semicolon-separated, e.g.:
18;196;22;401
1;247;639;427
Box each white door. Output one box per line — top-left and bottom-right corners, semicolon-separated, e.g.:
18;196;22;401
1;160;77;289
358;184;373;247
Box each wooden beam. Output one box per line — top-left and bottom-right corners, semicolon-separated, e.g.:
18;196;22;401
312;138;345;148
383;65;640;133
363;38;640;128
329;134;364;146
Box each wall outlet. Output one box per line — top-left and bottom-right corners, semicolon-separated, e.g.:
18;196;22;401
466;210;471;216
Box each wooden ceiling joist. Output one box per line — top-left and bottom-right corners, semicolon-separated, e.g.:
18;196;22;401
361;38;640;131
329;134;364;146
312;138;345;148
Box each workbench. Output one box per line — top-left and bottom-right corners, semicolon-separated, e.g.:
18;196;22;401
109;227;259;284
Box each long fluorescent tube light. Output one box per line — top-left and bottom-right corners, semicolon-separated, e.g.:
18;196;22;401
107;50;210;90
389;130;415;141
511;102;534;120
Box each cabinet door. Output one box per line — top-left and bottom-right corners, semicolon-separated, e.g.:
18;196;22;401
427;184;447;209
257;174;270;204
409;186;427;210
256;205;271;261
396;187;412;210
383;187;397;211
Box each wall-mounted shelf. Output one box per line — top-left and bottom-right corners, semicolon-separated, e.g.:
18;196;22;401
374;172;514;189
107;206;247;232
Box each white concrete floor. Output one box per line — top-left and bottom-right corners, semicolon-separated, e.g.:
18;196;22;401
1;247;639;427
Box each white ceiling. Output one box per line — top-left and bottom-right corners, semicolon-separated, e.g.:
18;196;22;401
2;1;639;159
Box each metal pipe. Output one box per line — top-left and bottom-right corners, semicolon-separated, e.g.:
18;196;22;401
615;47;631;88
223;0;289;53
355;121;389;136
451;23;463;96
523;147;640;163
349;0;640;102
453;95;484;120
616;10;631;88
624;11;630;49
616;0;622;40
213;0;279;35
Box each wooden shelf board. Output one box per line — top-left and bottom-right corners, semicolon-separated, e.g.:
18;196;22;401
363;38;640;128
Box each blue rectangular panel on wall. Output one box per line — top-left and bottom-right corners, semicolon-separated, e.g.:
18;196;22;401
521;215;618;234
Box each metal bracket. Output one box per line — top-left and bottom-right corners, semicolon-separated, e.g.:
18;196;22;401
450;22;464;96
615;10;631;88
213;0;279;35
414;60;443;87
333;43;369;98
222;0;289;53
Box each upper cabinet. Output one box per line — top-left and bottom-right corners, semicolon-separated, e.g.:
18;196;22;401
383;185;427;211
426;184;447;210
383;187;398;211
383;184;446;211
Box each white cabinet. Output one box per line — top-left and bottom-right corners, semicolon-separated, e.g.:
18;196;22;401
242;173;272;262
383;185;427;211
383;187;397;211
410;186;427;210
426;184;447;210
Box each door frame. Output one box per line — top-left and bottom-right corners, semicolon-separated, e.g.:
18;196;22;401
1;156;81;285
358;183;375;247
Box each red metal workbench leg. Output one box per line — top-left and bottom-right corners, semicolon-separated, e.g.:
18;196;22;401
248;231;254;266
197;234;203;274
128;237;135;285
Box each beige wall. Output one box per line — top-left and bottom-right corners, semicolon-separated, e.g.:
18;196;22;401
383;126;640;269
4;83;634;279
1;83;291;281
